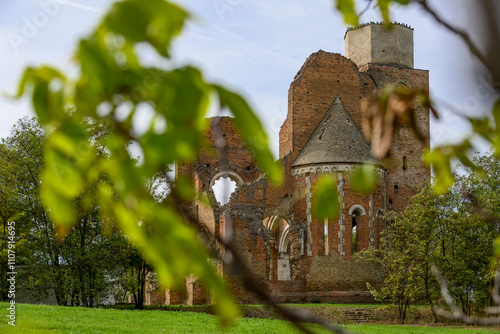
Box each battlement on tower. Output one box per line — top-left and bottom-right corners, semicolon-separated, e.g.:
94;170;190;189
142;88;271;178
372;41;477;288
345;22;414;68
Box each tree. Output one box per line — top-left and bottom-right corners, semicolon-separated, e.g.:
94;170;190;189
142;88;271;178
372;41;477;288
366;158;499;323
0;117;66;303
123;246;156;310
364;187;456;323
0;117;131;306
0;141;21;301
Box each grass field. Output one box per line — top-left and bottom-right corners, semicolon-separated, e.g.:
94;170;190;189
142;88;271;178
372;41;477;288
0;302;497;333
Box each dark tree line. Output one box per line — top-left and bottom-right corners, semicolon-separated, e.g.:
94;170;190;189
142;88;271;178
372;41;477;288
0;117;153;308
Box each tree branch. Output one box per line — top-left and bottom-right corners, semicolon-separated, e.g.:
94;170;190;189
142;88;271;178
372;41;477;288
415;0;489;69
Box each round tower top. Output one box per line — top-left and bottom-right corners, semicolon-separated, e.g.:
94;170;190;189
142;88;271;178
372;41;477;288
344;22;414;68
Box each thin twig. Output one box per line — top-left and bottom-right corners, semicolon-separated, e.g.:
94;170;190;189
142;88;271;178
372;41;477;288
415;0;490;71
358;0;374;19
464;192;500;226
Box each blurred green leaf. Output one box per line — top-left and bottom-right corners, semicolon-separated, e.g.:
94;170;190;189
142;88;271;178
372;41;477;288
493;99;500;131
312;174;340;220
41;187;76;234
175;175;197;201
495;235;500;258
377;0;410;22
16;66;66;124
335;0;358;25
351;164;378;195
77;38;118;110
424;148;454;195
100;0;188;57
492;99;500;156
469;116;491;141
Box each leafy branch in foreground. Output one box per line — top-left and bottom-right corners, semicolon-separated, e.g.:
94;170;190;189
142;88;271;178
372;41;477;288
15;0;283;325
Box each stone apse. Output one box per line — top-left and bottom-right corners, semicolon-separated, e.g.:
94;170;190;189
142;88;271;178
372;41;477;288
161;23;430;305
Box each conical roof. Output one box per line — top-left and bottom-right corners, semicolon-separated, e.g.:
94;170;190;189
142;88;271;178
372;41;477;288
292;97;378;167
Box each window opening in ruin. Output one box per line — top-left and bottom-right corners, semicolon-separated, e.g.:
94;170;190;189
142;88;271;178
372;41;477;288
403;156;407;171
212;177;237;206
324;218;329;255
352;214;357;255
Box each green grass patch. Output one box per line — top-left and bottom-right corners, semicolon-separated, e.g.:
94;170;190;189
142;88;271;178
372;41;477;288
0;302;497;333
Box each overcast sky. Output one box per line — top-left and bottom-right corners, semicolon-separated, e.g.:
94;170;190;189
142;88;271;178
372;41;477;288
0;0;496;157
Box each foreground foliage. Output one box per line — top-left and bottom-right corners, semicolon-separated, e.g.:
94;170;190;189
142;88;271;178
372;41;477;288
15;0;282;323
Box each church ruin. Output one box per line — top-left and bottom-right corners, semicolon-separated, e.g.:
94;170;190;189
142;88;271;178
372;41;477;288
155;23;430;305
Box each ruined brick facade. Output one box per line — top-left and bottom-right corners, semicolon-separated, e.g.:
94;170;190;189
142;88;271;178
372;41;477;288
159;23;430;305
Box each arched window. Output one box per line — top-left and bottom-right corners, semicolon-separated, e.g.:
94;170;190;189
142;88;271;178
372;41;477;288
324;218;329;255
352;214;358;255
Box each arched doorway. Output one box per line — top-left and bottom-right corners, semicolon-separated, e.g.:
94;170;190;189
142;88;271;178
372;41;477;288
264;216;291;281
349;205;366;255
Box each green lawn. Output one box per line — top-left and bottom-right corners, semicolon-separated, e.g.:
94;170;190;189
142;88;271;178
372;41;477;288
0;302;496;333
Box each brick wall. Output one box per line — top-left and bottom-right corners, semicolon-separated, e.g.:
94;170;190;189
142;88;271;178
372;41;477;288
360;64;430;212
306;252;383;292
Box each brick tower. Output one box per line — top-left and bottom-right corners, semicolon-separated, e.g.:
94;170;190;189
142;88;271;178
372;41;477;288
345;23;430;213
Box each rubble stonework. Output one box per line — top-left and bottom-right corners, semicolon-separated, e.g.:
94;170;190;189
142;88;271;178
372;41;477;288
164;23;430;305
